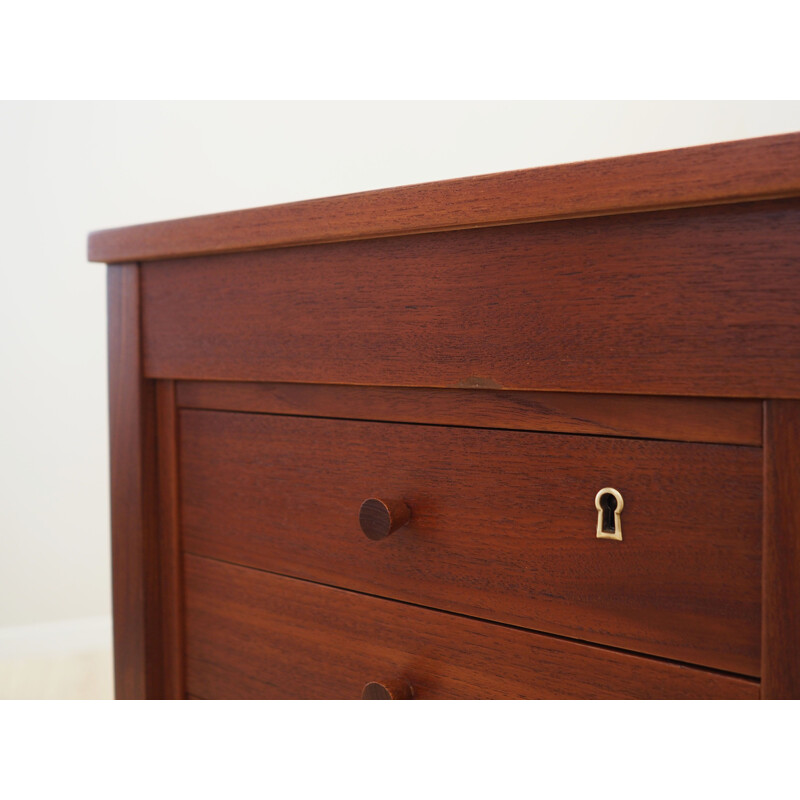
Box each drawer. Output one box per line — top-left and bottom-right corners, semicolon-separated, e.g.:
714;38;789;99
179;410;762;675
183;555;758;699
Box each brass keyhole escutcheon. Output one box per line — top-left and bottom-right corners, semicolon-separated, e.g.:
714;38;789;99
595;488;623;541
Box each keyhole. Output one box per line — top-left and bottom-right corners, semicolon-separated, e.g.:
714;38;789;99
599;492;617;533
595;487;623;541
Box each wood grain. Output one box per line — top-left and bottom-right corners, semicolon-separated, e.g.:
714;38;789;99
175;380;762;445
107;264;158;699
142;200;800;398
762;400;800;698
183;555;758;700
88;131;800;263
155;381;184;699
179;411;762;675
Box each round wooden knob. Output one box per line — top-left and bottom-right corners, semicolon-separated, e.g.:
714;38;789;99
361;678;414;700
359;498;411;540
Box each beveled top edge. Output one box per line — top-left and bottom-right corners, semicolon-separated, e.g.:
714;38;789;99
88;131;800;263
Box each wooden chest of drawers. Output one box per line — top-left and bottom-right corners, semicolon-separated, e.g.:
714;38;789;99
90;132;800;699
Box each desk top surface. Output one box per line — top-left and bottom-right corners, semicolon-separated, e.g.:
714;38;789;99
88;131;800;264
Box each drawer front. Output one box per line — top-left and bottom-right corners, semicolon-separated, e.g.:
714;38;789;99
183;555;758;699
142;200;800;398
179;410;762;675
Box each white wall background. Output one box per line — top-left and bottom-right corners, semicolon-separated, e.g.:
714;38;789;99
2;101;800;649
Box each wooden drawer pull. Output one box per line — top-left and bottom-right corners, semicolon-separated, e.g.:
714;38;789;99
359;498;411;540
361;678;414;700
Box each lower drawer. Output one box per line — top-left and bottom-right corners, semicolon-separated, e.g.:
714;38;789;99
183;555;758;700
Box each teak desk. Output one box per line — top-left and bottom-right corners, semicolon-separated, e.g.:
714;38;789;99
90;132;800;699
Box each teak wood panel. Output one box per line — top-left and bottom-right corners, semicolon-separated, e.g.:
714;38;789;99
108;264;155;699
142;200;800;398
88;132;800;263
183;555;758;700
179;411;762;675
763;400;800;698
108;266;182;699
176;380;762;446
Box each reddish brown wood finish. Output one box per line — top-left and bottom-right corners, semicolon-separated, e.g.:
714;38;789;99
762;401;800;698
183;555;758;700
100;134;800;699
88;132;800;263
175;380;762;446
179;410;762;675
108;268;185;699
107;264;158;699
155;381;185;699
142;201;800;398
